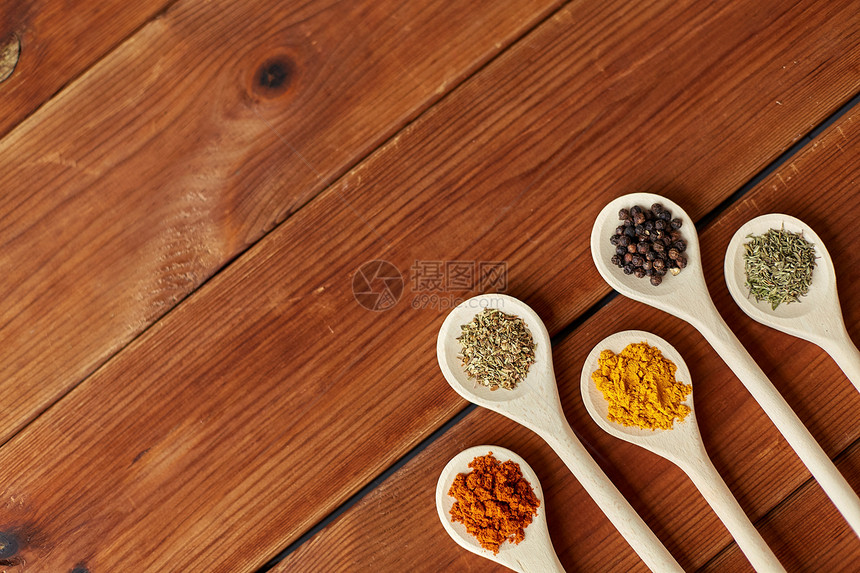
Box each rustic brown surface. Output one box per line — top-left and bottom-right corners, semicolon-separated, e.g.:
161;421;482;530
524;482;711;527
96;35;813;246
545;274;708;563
0;0;175;136
0;0;858;571
0;0;559;443
275;110;860;572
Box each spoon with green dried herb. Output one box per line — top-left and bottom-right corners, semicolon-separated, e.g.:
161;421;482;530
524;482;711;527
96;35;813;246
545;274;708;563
725;213;860;394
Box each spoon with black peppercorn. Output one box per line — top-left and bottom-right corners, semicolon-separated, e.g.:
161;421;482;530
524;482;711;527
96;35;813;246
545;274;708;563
591;193;860;537
436;445;564;572
437;293;683;572
580;330;785;573
725;213;860;394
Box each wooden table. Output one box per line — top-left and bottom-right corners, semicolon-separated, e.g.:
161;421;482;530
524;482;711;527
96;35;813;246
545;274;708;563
0;0;858;571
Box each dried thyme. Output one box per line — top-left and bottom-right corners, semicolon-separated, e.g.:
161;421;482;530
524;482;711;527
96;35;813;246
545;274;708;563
457;309;536;390
743;226;816;310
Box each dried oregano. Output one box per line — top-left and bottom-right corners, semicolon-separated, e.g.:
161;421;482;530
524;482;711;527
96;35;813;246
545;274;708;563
743;227;816;310
457;309;536;390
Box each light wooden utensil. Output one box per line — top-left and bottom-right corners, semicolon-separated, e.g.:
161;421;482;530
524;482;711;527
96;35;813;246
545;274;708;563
436;445;564;573
725;213;860;393
580;330;786;573
590;192;860;537
437;294;683;572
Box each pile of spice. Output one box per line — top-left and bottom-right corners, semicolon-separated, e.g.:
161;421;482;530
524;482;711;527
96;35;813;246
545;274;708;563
457;309;536;390
448;452;540;554
591;342;692;430
743;227;816;310
609;203;687;286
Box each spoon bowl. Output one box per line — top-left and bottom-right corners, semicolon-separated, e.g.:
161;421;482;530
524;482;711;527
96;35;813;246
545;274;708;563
435;445;562;572
725;213;837;328
579;330;785;572
579;330;698;460
590;192;707;310
724;213;860;392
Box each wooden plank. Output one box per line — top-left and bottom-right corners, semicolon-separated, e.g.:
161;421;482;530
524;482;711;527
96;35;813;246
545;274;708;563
274;109;860;571
1;0;860;571
0;0;560;442
0;0;174;137
702;442;860;572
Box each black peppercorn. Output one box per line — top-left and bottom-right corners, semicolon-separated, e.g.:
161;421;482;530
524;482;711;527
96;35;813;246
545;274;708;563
624;253;634;264
642;261;652;271
655;267;667;276
610;236;620;246
623;263;635;275
644;220;654;232
634;267;646;278
631;255;644;266
630;205;642;217
634;224;645;235
673;240;687;252
633;213;646;225
668;248;680;260
676;255;687;269
653;242;664;253
616;245;626;256
618;235;631;247
671;218;682;229
654;219;666;231
650;274;662;286
624;226;636;237
650;203;663;214
670;230;682;242
659;210;671;221
627;244;637;254
611;254;622;266
646;251;656;261
618;208;631;221
637;242;649;254
615;225;625;235
653;259;665;271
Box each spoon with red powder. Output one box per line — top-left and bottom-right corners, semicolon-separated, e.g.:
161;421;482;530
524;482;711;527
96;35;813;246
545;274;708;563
435;445;563;572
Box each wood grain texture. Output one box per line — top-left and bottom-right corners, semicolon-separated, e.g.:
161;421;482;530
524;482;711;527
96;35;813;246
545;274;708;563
1;0;859;571
702;443;860;572
0;0;175;136
0;0;559;442
275;110;860;571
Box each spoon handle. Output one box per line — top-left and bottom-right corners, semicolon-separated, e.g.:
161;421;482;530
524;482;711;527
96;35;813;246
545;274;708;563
819;327;860;394
677;452;785;572
689;305;860;537
537;418;683;573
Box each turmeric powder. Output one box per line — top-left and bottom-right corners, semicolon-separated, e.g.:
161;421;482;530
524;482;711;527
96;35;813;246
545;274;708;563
591;341;691;430
447;452;540;554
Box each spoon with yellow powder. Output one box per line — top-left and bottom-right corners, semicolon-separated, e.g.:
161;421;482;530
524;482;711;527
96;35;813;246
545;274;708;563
580;330;785;573
591;192;860;537
438;294;683;572
435;445;564;572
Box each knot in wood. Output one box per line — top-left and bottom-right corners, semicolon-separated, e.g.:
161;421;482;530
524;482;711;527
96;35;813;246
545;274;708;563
0;531;19;558
0;33;21;83
254;57;294;97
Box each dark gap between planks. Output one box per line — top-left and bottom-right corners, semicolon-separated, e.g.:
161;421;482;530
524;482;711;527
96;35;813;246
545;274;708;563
257;90;860;571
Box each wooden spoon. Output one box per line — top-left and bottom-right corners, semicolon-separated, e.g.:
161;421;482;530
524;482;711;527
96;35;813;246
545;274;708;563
590;192;860;537
725;213;860;393
435;445;564;572
580;330;785;572
437;294;683;572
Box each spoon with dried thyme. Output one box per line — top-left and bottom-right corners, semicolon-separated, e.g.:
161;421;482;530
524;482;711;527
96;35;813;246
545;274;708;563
591;193;860;537
725;213;860;394
437;294;683;573
580;331;785;573
435;446;563;573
